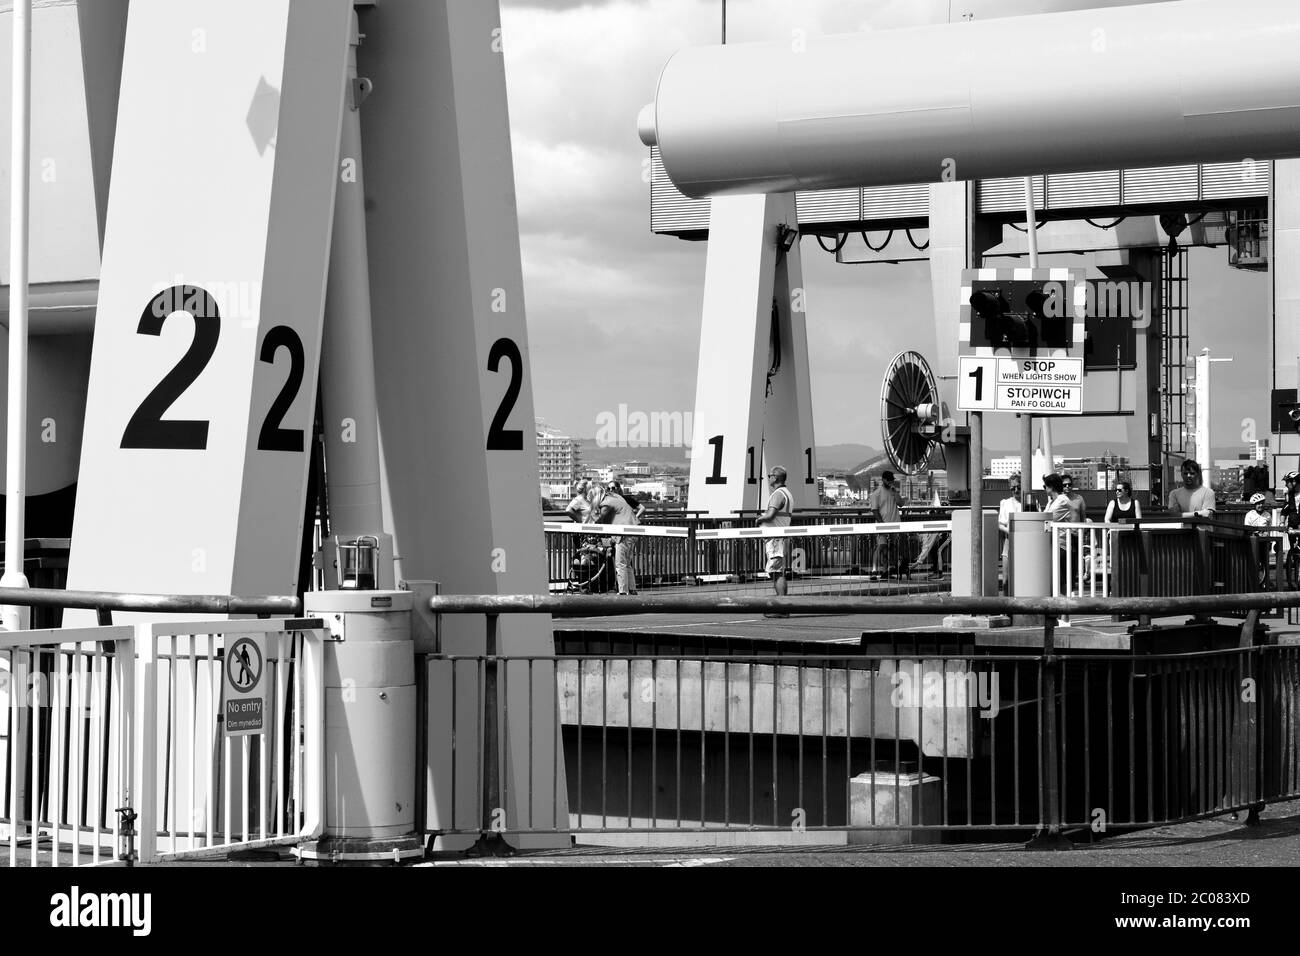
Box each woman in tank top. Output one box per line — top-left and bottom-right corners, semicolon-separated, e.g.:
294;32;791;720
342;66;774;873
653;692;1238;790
1104;480;1141;525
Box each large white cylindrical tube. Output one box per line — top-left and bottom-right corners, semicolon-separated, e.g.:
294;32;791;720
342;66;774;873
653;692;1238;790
642;0;1300;197
321;14;384;538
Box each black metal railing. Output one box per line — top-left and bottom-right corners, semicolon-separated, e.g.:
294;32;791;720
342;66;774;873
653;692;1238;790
545;510;954;598
423;592;1300;848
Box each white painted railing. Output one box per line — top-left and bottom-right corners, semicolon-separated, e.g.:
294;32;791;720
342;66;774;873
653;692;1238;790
139;619;326;863
2;626;136;867
3;618;326;866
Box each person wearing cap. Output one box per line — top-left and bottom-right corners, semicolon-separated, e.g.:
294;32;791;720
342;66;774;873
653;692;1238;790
1245;491;1277;588
1166;459;1216;518
590;483;641;595
867;470;907;578
757;465;794;615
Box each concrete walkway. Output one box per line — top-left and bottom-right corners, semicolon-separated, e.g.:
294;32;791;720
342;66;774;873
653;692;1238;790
422;799;1300;867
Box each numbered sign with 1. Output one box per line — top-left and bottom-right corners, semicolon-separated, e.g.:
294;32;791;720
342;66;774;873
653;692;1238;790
957;356;997;411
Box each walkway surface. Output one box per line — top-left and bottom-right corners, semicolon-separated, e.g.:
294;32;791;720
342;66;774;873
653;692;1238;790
558;607;1300;647
419;799;1300;867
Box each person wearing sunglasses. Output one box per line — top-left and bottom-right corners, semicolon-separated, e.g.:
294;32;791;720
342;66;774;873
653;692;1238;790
1103;479;1141;525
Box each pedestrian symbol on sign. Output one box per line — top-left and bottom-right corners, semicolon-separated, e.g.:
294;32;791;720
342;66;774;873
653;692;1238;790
226;638;262;694
223;636;267;737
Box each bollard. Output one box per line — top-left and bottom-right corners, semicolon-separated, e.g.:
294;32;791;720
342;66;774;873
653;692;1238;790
298;590;423;864
848;761;942;846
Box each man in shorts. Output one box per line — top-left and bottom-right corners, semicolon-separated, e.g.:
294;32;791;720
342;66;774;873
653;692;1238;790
757;465;794;617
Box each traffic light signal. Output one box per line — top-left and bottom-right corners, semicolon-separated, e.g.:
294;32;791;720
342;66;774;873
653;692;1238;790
968;281;1072;351
1272;388;1300;433
1243;464;1270;498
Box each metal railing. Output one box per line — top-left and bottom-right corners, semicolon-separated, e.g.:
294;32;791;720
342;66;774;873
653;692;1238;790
1049;517;1297;613
0;585;299;624
545;517;953;598
2;609;325;866
1050;521;1130;600
2;626;136;866
137;619;326;863
425;592;1300;846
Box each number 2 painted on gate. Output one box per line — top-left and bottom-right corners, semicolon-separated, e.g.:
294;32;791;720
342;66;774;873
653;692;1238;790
120;285;306;452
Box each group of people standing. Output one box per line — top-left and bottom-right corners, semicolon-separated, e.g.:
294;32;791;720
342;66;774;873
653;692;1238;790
1000;459;1231;592
998;470;1146;592
1245;469;1300;588
565;478;645;595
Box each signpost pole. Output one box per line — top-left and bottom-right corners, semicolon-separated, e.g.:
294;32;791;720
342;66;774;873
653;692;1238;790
1021;176;1040;506
1020;414;1034;508
971;411;983;592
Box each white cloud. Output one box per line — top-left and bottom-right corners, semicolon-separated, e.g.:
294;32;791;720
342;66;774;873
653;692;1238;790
502;0;1272;454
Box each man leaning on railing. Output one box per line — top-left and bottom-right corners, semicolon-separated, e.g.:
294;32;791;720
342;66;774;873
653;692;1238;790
1167;459;1216;518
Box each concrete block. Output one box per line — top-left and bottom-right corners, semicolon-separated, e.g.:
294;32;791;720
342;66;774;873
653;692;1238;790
848;770;943;845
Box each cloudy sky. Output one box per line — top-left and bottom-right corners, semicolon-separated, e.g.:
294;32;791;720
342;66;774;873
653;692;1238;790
498;0;1272;457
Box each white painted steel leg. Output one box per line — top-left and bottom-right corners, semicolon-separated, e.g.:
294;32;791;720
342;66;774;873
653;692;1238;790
761;223;818;509
687;194;788;516
2;0;32;631
358;0;566;849
131;626;155;865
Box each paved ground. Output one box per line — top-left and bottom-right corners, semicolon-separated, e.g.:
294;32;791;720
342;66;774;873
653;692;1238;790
33;798;1284;867
418;800;1300;867
558;607;1300;647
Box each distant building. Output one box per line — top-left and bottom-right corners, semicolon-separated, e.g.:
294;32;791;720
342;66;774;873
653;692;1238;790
540;482;572;502
989;457;1024;480
1059;458;1097;490
536;419;582;498
623;460;653;477
820;477;851;501
629;474;689;502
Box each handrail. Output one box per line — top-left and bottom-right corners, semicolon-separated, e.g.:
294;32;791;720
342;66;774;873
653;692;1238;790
428;590;1299;617
0;585;299;616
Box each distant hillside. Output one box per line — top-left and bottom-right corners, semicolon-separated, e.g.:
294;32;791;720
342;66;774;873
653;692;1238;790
851;447;945;476
814;444;880;472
